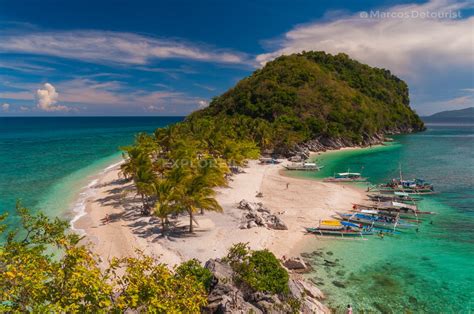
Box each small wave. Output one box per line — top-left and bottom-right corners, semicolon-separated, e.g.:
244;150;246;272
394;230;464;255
101;160;124;173
69;178;99;235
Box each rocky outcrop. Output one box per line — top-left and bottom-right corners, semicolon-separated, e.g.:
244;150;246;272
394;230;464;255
237;200;288;230
283;257;308;271
283;133;386;158
203;259;330;314
282;125;423;158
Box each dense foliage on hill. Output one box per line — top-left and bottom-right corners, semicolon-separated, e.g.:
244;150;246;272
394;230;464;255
190;51;424;151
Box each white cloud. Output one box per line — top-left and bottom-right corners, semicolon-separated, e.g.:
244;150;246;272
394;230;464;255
36;83;69;111
0;30;250;66
194;83;216;91
1;103;10;111
197;100;209;108
256;0;473;77
1;77;208;114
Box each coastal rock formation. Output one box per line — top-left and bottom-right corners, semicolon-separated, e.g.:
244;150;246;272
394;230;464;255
203;259;329;314
284;132;388;159
283;257;308;271
237;199;288;230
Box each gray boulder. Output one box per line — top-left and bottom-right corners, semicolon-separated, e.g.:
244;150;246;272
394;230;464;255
283;257;307;270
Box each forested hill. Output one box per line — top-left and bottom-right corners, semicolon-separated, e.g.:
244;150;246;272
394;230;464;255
189;51;424;154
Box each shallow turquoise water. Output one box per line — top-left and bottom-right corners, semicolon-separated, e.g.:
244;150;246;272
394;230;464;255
294;124;474;312
0;117;182;235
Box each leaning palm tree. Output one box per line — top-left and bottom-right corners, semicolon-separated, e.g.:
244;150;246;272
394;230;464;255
134;166;156;214
178;182;223;233
170;159;224;233
152;180;176;234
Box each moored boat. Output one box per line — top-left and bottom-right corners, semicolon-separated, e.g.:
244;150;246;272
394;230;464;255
285;162;323;171
259;157;280;164
306;220;373;237
367;192;422;203
378;178;435;195
336;212;418;229
323;172;367;182
353;208;435;220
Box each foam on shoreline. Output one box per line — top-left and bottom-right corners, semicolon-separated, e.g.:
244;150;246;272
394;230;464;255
69;160;124;235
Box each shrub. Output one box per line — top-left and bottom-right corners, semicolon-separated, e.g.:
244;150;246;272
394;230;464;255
226;243;289;295
175;259;213;292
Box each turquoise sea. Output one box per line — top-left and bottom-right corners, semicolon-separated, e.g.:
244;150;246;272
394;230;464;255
1;118;472;312
292;123;474;312
0;117;182;237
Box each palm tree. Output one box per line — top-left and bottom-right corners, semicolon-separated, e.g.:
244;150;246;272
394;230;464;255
170;158;224;233
178;181;223;233
120;144;156;213
152;180;175;234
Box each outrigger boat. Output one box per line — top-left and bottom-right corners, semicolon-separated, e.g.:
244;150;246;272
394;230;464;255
323;172;367;182
306;220;374;237
378;178;435;195
285;162;323;171
259;157;280;164
370;165;436;195
354;201;419;212
336;212;418;230
367;191;422;203
353;208;435;220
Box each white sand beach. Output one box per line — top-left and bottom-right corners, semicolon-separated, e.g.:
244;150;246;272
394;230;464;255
75;158;366;267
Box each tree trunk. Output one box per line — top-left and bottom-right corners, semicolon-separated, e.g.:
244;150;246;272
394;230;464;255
189;209;194;233
161;217;166;235
140;193;146;212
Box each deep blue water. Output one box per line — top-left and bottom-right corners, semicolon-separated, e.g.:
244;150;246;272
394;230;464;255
0;117;182;231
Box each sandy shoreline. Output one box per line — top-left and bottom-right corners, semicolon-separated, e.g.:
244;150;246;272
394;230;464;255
74;156;366;267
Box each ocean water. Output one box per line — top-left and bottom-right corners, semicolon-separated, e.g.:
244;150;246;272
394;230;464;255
0;117;182;236
293;123;474;312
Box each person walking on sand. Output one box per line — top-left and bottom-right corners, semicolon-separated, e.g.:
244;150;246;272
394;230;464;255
105;214;110;225
286;182;289;189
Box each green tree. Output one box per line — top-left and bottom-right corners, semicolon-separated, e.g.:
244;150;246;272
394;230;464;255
0;204;208;312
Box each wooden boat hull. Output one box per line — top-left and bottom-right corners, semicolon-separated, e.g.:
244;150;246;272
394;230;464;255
306;227;373;237
336;212;417;229
377;188;436;195
367;194;422;203
323;178;367;182
285;166;323;171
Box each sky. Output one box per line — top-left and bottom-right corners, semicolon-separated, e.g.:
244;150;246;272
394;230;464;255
0;0;472;116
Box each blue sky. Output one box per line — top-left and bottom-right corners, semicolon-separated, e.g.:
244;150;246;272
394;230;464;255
0;0;472;116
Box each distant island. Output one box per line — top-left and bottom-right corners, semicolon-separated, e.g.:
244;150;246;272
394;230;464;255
422;107;474;123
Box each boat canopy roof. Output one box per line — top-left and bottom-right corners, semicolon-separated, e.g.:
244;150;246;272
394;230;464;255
320;219;341;226
340;221;360;228
304;162;317;166
361;209;379;214
337;172;361;176
394;192;409;196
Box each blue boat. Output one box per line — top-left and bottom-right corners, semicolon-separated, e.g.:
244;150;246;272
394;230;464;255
306;221;374;237
336;212;418;229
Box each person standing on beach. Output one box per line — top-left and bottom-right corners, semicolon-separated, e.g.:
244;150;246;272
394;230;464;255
347;304;353;314
286;182;290;189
